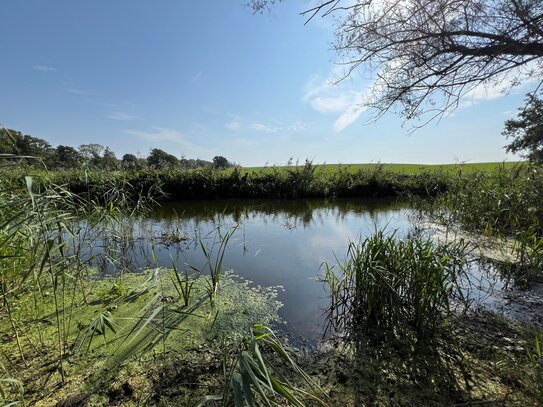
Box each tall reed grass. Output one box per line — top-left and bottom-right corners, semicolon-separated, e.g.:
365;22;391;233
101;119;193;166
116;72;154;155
323;229;468;342
2;161;453;202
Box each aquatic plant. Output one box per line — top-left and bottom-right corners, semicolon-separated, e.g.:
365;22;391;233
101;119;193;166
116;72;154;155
202;324;327;407
323;229;468;341
426;163;543;237
526;333;543;403
513;230;543;283
191;225;237;304
0;377;24;406
1;161;457;202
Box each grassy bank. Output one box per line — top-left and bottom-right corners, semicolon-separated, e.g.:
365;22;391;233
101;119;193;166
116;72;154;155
0;177;324;406
0;162;486;202
1;161;525;203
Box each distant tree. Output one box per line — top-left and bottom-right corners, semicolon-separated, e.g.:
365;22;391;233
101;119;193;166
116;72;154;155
102;147;119;170
53;145;81;169
18;135;53;158
195;159;213;168
121;153;142;171
179;157;192;168
147;148;178;169
212;155;230;169
0;128;53;159
503;94;543;162
78;144;105;168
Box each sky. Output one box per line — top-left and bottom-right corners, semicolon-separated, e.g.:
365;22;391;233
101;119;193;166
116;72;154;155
0;1;535;166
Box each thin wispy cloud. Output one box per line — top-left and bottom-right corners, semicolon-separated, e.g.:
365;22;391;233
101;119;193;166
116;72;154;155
106;112;138;121
124;127;209;155
226;120;241;131
310;94;354;113
192;72;202;82
65;88;91;95
33;65;57;72
286;121;311;132
250;123;280;133
303;73;369;132
334;103;368;132
461;60;541;107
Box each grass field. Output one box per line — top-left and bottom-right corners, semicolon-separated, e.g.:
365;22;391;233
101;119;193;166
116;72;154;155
241;161;524;174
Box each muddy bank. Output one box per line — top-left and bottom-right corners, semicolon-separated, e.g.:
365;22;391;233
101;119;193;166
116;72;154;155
303;309;542;406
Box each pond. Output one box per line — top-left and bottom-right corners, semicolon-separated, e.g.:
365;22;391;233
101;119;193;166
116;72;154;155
92;198;413;343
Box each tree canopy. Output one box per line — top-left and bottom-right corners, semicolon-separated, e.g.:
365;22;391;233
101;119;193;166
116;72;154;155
212;155;231;169
503;93;543;161
251;0;543;124
147;148;179;169
0;126;232;171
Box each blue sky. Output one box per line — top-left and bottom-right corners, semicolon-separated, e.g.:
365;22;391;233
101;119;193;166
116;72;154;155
0;1;534;165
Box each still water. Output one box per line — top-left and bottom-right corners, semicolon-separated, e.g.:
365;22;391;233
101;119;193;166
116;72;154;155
95;198;413;342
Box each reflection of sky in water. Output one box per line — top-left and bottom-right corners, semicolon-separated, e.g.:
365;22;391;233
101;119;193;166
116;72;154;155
90;198;413;342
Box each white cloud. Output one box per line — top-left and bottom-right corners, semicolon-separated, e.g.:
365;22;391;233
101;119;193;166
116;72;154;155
461;61;541;107
33;65;56;72
106;112;137;121
465;84;508;102
334;103;368;132
303;73;370;132
248;121;311;133
250;123;280;133
226;120;241;131
286;121;311;132
124;127;209;155
310;94;355;113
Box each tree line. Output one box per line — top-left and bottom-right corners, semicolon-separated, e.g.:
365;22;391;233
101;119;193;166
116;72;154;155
0;129;233;170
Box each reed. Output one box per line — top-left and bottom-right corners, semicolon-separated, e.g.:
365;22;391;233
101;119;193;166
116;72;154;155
323;229;468;341
1;162;455;202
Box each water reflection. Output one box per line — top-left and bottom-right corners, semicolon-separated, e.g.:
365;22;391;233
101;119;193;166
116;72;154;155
90;198;412;342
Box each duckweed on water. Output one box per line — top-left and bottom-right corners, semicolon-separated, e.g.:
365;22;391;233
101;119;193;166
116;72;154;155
0;269;283;405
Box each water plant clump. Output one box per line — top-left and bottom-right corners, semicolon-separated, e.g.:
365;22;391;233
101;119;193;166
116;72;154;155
323;229;468;342
319;229;543;405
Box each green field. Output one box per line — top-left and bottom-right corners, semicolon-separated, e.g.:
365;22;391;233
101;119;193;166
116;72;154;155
241;161;524;174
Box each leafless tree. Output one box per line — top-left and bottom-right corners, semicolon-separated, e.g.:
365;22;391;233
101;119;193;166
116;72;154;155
249;0;543;125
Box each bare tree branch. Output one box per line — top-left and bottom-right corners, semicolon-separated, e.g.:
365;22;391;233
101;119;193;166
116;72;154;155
249;0;543;125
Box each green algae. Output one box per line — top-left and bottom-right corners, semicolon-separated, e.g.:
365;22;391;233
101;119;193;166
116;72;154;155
0;268;282;405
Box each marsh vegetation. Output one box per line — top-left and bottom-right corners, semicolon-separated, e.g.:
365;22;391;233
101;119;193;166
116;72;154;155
1;161;543;406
